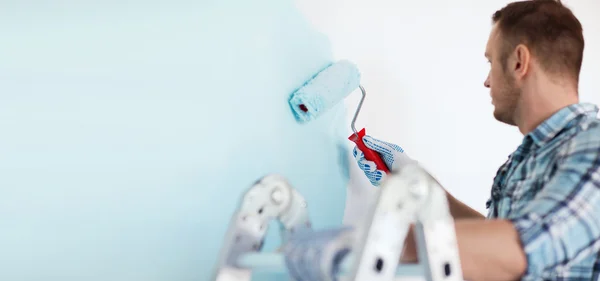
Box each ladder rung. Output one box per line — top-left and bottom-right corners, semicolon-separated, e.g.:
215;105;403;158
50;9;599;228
237;252;425;280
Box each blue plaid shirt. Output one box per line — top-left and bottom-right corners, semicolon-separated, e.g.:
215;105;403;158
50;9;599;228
486;102;600;280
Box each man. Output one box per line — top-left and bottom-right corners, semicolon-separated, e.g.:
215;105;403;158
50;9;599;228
354;0;600;280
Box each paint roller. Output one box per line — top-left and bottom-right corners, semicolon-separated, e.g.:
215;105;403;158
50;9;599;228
288;60;390;174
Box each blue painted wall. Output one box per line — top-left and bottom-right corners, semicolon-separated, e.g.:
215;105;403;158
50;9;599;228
0;1;349;280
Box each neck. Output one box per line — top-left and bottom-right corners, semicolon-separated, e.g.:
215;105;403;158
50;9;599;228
514;73;579;135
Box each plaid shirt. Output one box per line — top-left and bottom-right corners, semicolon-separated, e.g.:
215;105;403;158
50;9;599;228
486;102;600;281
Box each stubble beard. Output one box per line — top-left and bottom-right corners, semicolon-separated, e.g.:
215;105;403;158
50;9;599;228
493;72;521;126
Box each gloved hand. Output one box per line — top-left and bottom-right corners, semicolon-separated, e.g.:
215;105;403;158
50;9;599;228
352;135;414;186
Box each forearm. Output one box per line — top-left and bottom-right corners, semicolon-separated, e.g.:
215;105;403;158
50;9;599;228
446;191;485;219
455;219;527;281
418;167;483;219
401;219;527;281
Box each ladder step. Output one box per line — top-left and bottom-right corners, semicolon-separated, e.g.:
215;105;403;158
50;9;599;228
237;252;425;280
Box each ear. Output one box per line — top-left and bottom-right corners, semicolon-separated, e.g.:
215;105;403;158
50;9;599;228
513;44;530;78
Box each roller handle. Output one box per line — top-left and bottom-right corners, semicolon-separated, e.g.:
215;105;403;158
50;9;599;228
348;128;390;174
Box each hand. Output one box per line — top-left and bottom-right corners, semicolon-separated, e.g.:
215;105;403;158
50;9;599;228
352;135;414;186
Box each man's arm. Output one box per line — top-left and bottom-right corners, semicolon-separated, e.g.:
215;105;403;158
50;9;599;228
403;136;600;281
424;168;485;219
446;191;485;219
400;219;527;281
454;219;527;281
401;219;527;281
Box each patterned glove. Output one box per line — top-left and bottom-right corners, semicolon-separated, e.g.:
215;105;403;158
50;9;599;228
353;135;414;186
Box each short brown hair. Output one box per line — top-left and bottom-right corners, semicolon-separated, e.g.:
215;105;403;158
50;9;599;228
492;0;584;81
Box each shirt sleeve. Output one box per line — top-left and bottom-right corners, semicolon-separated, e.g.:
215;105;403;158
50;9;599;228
508;141;600;280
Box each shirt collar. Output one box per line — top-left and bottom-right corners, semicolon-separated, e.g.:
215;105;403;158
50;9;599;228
527;102;599;147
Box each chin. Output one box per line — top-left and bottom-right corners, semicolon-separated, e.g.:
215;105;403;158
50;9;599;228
493;109;516;125
492;105;499;115
493;110;501;121
493;107;505;121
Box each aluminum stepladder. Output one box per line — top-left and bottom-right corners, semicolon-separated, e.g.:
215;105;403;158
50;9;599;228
347;162;464;281
212;162;464;281
212;174;312;281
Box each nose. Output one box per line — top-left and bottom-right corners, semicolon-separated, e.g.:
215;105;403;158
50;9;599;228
484;74;490;88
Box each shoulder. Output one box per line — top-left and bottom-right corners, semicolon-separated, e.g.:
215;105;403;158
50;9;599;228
557;116;600;164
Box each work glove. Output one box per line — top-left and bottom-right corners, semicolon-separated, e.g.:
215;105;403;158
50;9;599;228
353;135;414;186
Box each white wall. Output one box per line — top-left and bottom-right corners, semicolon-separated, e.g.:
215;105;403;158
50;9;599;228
295;0;600;219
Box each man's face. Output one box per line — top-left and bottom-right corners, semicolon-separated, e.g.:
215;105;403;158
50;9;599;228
484;25;521;126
